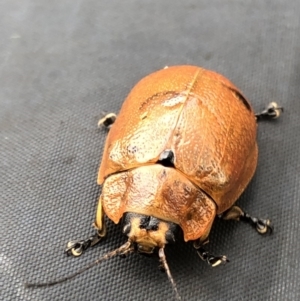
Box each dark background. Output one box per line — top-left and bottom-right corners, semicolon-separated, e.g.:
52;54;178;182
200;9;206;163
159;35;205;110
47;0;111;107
1;1;299;300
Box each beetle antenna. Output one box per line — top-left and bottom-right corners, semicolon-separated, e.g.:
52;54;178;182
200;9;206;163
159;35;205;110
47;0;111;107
24;240;133;288
158;248;181;301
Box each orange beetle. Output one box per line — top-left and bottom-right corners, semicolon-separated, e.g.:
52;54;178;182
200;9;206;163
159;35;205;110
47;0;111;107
98;65;258;244
26;66;282;299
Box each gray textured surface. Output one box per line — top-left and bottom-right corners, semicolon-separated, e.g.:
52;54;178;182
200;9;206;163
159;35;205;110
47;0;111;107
1;1;299;300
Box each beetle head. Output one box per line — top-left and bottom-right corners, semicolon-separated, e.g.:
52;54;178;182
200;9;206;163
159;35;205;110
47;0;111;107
122;213;179;254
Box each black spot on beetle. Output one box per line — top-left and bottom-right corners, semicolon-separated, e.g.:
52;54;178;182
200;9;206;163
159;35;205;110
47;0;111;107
157;149;175;167
139;215;150;229
139;216;160;231
186;212;193;220
159;169;167;179
147;224;159;231
127;145;138;154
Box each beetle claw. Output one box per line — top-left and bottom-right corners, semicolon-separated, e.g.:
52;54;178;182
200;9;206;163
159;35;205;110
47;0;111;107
65;240;85;257
208;255;229;267
255;102;283;120
65;232;104;257
255;219;273;235
195;246;229;267
98;113;117;128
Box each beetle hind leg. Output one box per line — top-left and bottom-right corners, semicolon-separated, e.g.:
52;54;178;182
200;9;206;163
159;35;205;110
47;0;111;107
221;205;273;234
193;240;229;267
65;199;107;257
98;112;117;128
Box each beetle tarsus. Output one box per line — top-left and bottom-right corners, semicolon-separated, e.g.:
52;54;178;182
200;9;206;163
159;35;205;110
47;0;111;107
65;231;104;257
195;246;229;267
65;240;87;257
193;240;229;267
240;213;273;235
98;112;117;128
255;102;283;121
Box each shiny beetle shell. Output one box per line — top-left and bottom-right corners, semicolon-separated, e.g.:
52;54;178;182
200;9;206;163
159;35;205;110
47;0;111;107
97;65;257;242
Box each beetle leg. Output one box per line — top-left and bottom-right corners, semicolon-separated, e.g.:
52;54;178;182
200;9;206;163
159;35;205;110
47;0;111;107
193;240;229;267
98;112;117;128
64;226;106;257
65;231;103;257
220;205;273;234
65;200;107;257
255;102;283;121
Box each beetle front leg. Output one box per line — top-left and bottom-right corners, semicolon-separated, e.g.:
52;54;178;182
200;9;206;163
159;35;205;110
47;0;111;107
193;240;229;267
65;198;107;257
221;205;273;234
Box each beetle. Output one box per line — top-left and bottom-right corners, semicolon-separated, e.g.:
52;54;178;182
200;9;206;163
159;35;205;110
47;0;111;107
26;65;283;300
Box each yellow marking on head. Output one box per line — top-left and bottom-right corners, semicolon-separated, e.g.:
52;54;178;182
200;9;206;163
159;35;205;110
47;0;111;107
127;217;170;250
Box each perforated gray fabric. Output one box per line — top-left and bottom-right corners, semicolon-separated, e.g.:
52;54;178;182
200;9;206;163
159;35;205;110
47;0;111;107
1;1;299;300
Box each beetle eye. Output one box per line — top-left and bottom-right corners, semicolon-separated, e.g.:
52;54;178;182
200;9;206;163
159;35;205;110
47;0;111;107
165;231;175;243
123;224;131;235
